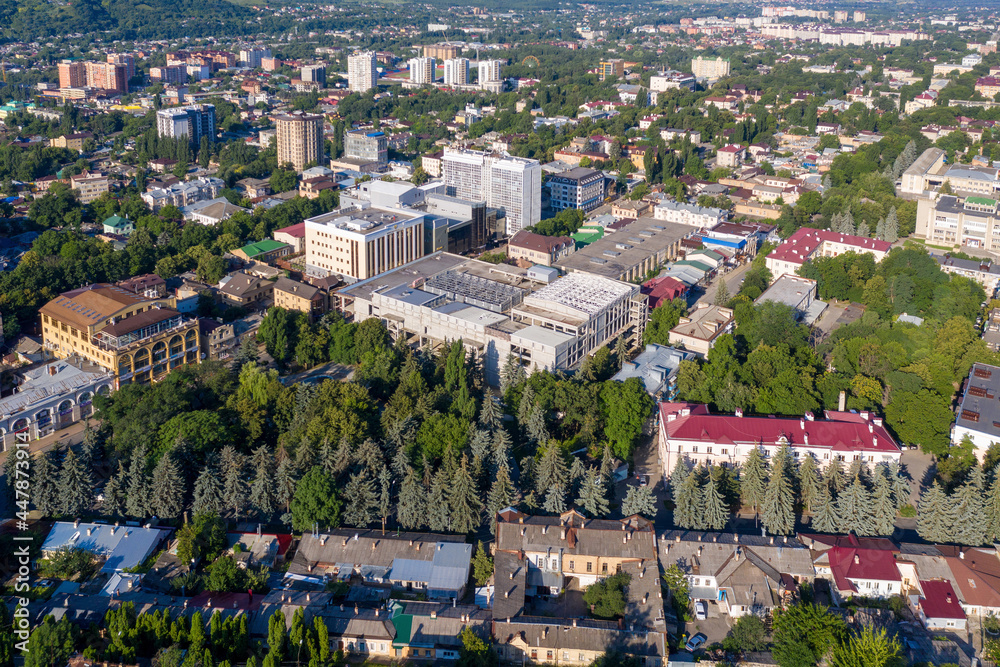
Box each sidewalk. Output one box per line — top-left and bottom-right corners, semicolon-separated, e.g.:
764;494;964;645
0;418;94;461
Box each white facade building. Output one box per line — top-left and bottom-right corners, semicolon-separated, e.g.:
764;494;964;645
441;148;541;236
478;59;503;91
408;57;436;84
348;51;378;93
653;201;728;228
443;58;470;86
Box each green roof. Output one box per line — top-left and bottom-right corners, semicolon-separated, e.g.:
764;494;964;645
103;215;132;229
966;196;997;207
572;228;605;247
690;248;724;260
675;260;713;272
238;239;288;257
390;602;413;648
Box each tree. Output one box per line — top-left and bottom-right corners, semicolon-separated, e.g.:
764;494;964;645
486;465;517;534
799;455;821;513
811;484;839;533
221;446;248;520
193;457;225;515
397;467;426;530
741;448;768;519
953;465;987;545
986;464;1000;542
583;572;631;619
871;473;897;536
543;485;567;514
723;614;768;654
270;168;297;193
427;470;451;532
343;471;378;527
450;456;484;533
479;395;502;431
125;445;151;518
601;378;653;460
177;512;227;565
472;542;494;586
248;445;277;518
702;473;728;530
762;453;795;535
290;466;342;532
674;470;704;529
643;298;688;345
535;444;569;498
772;602;847;667
150;452;185;519
917;481;955;544
58;448;92;516
24;617;75;667
576;468;611;518
457;626;496;667
622;484;658;519
831;626;903;667
835;474;874;536
884;207;899;243
714;279;731;307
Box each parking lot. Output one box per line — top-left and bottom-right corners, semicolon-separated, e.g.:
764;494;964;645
678;598;732;651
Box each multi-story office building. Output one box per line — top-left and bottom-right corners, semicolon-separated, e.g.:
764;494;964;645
649;70;697;92
39;284;200;388
348;51;378;92
239;47;272;69
598;59;625;81
106;54;135;81
301;64;326;87
344;129;388;165
150;65;187;85
691;55;730;80
477;59;503;90
443;58;470;86
58;61;85;89
547;167;604;212
441;148;541;235
304;204;425;281
915;194;1000;250
276;111;325;171
155;104;216;145
408;57;436;84
423;43;461;61
902;148;1000;198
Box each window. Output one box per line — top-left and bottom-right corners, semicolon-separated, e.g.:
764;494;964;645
580;654;586;662
707;447;713;454
692;446;698;453
569;560;575;570
602;563;608;574
563;652;570;661
547;651;554;660
530;650;537;659
587;562;593;573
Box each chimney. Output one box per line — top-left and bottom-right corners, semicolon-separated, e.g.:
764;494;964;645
947;593;953;604
734;534;739;543
712;535;717;543
623;536;627;544
854;554;860;565
306;593;311;602
409;540;414;546
354;605;359;614
74;518;81;529
519;516;524;524
572;618;577;627
869;423;874;433
233;601;237;609
207;598;212;607
770;536;774;544
960;551;965;560
838;390;846;411
543;628;549;639
735;408;743;418
675;535;681;543
542;526;548;535
431;611;437;619
49;365;57;376
561;529;566;540
697;546;703;556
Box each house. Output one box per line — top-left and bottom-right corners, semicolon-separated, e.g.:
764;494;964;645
231;239;293;263
388;601;491;661
116;274;166;298
226;532;293;569
802;534;901;602
217;272;274;309
611;344;697;399
765;228;891;280
716;145;745;169
41;521;171;574
50;131;93;151
951;363;1000;460
915;580;967;631
236;177;271;199
611;200;652;220
641;276;689;309
273;276;329;319
187;199;249;225
508;230;575;267
273;222;307;253
940;546;1000;617
199;319;237;361
755;274;827;324
102;215;134;236
934;254;1000;293
667;304;734;355
659;531;815;618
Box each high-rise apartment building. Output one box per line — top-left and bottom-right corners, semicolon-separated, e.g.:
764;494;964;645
423;43;461;61
240;47;272;69
301;64;327;87
304;205;425;280
155;104;216;145
442;148;541;236
276;111;325;171
106;54;135;81
85;62;128;93
348;51;378;93
599;59;625;81
408;57;436;84
344;129;388;165
58;61;86;89
478;59;503;89
691;56;730;80
443;58;470;86
150;65;187;85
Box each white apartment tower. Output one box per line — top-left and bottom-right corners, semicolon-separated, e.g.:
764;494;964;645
444;58;470;86
240;47;271;69
691;56;730;80
348;51;378;93
441;148;541;236
408;57;436;84
478;59;503;86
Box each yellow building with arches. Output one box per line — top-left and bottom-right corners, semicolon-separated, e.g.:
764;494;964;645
39;283;200;389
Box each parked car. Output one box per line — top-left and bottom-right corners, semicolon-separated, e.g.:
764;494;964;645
638;475;648;487
685;633;707;652
695;600;707;620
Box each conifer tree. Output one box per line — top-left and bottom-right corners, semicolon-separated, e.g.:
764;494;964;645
985;464;1000;542
614;334;629;370
500;353;526;396
535;444;569;497
427;470;451;532
824;458;846;495
479;395;502;431
79;421;101;470
104;461;127;516
525;402;548;446
871;472;897;536
492;428;514;474
486;466;517;534
576;468;610;518
671;457;690;507
32;451;60;515
149;452;185;519
836;474;874;536
714;279;731;307
353;438;384;472
917;481;955;543
449;456;483;533
799;455;821;512
275;458;297;513
741;448;768;519
884;207;899;243
220;445;248;521
343;472;378;527
249;445;277;517
378;466;392;532
193;457;224;515
622;484;659;519
331;437;353;477
954;466;987;546
762;456;795;535
470;427;491;461
569;457;587;499
517;384;535;427
126;444;151;518
543;486;567;514
397;467;426;530
674;470;704;529
886;461;911;509
811;484;839;533
58;448;92;516
702;473;728;530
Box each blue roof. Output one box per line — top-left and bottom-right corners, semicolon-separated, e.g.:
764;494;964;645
42;522;170;573
366;131;385;137
428;542;472;593
390;558;435;583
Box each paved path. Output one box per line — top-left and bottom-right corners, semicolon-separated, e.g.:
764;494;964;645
695;261;753;307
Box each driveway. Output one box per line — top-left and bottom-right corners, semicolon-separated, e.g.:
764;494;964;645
695;262;753;307
282;361;355;386
680;599;732;647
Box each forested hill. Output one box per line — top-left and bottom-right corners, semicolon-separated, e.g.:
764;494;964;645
0;0;256;41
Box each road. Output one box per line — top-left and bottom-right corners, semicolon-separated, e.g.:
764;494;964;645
282;361;355;386
694;261;753;307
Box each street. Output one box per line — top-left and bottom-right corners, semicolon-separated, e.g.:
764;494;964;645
694;261;753;307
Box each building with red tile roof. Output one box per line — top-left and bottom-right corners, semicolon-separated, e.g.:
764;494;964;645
916;580;967;631
765;227;892;281
641;276;689;309
658;403;901;484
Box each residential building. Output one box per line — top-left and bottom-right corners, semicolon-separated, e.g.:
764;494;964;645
58;60;86;89
915;580;967;631
199;319;236;361
691;56;730;80
443;58;470;86
441;148;541;235
276;111;325;172
39;283;201;387
765;228;892;279
811;535;903;602
300;64;326;87
344;129;388;166
288;529;472;600
668;303;734;355
934;253;1000;291
649;70;696;92
408;57;436;84
231;240;293;263
348;52;378;93
611;200;652;220
915;195;1000;251
641;276;689;309
185;199;248;226
102;215;134;236
272;277;329;319
41;522;170;574
653;201;727;228
70;172;109;205
939;546;1000;617
49;131;93;151
478;59;503;89
150;65;186;85
423;43;461;61
659;403;902;483
239;47;272;68
493;510;666;666
338;253;642;385
554;217;689;282
116;274;166;299
236;177;271;199
142;177;225;211
84;61;128;93
952;363;1000;460
716;145;745;168
547;167;604;212
422;151;444;177
0;358;113;448
218;272;274;309
598;59;625;81
304;203;425;281
507;230;575;266
976;77;1000;99
273;222;306;253
902;147;1000;197
755;274;827;324
611;344;696;399
155;104;216;144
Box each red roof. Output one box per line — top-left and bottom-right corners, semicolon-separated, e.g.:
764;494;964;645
642;276;689;309
829;546;901;592
718;144;744;153
767;228;892;266
274;222;306;238
509;230;573;254
659;403;900;454
919;580;967;620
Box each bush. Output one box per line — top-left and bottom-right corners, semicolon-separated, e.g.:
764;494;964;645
900;504;916;518
583;572;631;619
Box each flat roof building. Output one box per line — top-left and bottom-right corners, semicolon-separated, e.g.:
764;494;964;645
755;274;828;324
953;363;1000;460
554;217;690;282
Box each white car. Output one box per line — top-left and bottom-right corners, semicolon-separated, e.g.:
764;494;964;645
685;633;707;652
695;600;707;620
